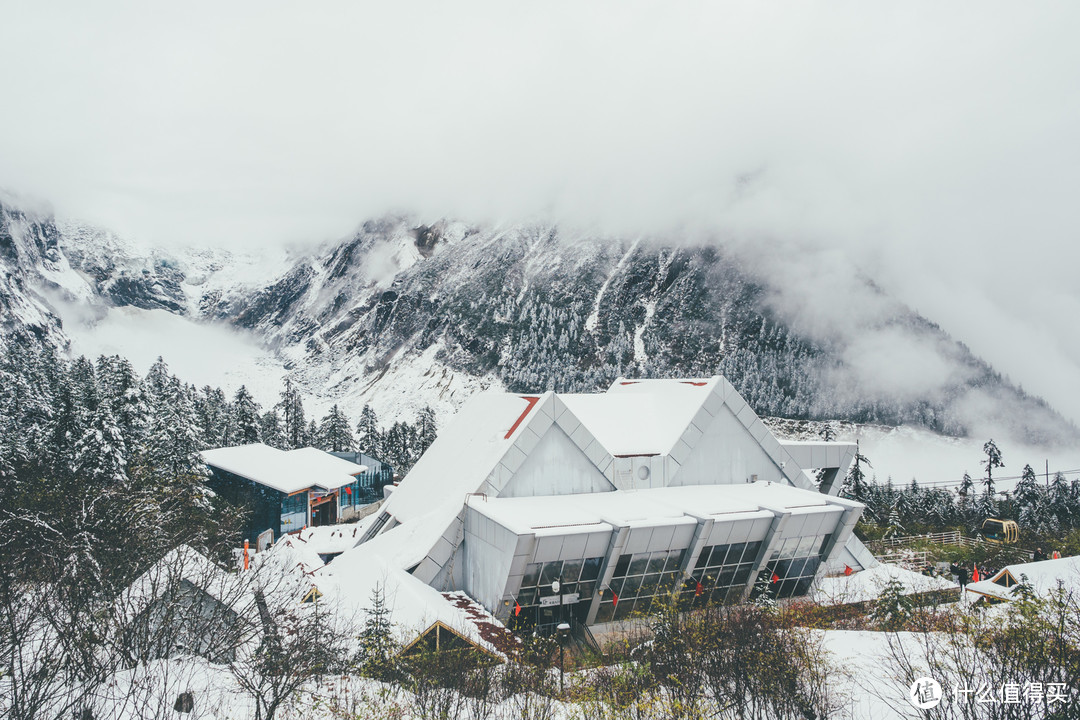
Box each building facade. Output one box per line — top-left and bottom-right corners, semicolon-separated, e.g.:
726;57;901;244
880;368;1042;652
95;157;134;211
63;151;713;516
338;377;876;632
201;444;369;544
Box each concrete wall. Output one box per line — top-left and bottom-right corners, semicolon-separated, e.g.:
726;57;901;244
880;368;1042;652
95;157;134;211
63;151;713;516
463;504;521;612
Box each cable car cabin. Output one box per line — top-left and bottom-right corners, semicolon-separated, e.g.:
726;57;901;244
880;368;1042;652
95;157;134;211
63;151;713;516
980;518;1019;544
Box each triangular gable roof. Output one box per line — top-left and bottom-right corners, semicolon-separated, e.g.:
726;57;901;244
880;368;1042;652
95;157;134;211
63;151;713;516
607;377;817;490
313;547;513;657
116;545;256;624
967;555;1080;601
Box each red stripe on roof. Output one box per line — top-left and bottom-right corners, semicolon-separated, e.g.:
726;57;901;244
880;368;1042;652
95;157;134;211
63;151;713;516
619;381;640;385
680;381;708;387
505;396;541;439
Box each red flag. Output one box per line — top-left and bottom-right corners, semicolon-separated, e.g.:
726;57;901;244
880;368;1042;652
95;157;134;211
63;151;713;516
514;601;521;617
771;572;780;584
972;564;980;583
844;565;854;576
345;486;352;495
612;591;619;608
695;582;703;597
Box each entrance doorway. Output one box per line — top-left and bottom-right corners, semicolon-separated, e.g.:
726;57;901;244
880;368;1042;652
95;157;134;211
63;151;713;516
310;493;338;526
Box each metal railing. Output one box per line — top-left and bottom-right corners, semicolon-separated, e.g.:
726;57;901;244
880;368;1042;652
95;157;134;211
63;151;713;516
876;530;981;549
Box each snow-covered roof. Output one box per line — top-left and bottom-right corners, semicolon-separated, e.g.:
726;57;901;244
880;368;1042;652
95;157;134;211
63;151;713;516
966;555;1080;602
467;482;833;537
811;562;957;606
314;545;516;657
200;443;368;494
379;392;534;523
116;545;256;622
562;378;717;456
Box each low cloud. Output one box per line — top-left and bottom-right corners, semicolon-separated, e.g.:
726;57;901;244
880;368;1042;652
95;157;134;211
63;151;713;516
1;1;1078;426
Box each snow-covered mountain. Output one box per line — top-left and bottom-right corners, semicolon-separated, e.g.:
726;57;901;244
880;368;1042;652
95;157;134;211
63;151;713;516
1;193;1075;449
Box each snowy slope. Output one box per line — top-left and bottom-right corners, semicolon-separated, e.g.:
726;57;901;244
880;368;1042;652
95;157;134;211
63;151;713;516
2;194;1076;464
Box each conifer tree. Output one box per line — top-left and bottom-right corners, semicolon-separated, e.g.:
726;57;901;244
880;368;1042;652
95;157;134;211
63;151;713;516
354;584;400;682
319;404;354;452
415;406;437;458
231;386;262;444
74;404;127;487
842;440;871;502
355;405;380;457
259;408;287;449
195;386;230;448
97;355;148;452
982;439;1003;497
279;378;306;449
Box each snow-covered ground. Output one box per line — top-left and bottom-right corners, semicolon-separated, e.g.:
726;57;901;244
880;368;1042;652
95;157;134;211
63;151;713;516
59;305;287;409
814;563;956;606
847;423;1080;494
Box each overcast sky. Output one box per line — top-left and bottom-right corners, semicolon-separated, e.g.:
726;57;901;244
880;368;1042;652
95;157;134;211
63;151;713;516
2;2;1079;425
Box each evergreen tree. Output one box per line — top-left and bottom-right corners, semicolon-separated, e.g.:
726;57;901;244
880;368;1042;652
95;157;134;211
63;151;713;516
259;408;287;449
415;406;437;459
982;439;1004;497
195;386;230;448
279;378;306;449
74;403;127;487
97;355;148;452
47;369;84;478
354;584;400;682
1015;464;1042;529
319;405;354;453
305;419;319;449
231;386;262;444
143;356;174;409
842;440;871;502
959;471;974;500
870;578;912;630
145;379;205;479
355;405;380;457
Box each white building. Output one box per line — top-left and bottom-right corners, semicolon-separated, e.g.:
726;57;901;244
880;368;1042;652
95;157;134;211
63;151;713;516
318;376;875;634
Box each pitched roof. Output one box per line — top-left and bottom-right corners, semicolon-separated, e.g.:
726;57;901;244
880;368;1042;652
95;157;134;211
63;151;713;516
313;545;515;657
560;379;715;456
200;443;367;494
966;555;1080;602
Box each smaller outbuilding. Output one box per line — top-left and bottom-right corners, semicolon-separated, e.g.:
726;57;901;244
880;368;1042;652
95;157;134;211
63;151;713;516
201;444;370;545
965;555;1080;603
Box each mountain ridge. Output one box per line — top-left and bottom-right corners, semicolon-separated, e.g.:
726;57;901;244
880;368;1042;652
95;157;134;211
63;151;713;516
1;195;1074;446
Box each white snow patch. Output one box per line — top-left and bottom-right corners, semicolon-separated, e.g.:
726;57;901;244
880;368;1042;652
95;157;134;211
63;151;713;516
295;339;506;428
58;305;286;408
585;238;640;333
632;298;656;365
813;563;957;607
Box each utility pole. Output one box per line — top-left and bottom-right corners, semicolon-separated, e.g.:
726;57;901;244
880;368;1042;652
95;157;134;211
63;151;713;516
1047;459;1050;488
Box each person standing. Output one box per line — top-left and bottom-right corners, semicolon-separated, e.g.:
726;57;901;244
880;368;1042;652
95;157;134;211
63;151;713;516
1034;547;1047;562
957;565;969;590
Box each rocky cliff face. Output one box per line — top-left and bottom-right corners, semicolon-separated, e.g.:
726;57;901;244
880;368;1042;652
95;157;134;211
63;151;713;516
0;196;1073;444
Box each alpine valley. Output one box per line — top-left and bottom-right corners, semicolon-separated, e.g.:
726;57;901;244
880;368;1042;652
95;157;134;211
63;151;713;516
1;192;1074;452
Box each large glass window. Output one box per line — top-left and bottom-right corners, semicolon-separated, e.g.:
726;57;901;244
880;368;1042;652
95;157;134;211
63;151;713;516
754;534;827;600
594;548;687;623
514;555;605;631
680;540;762;608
